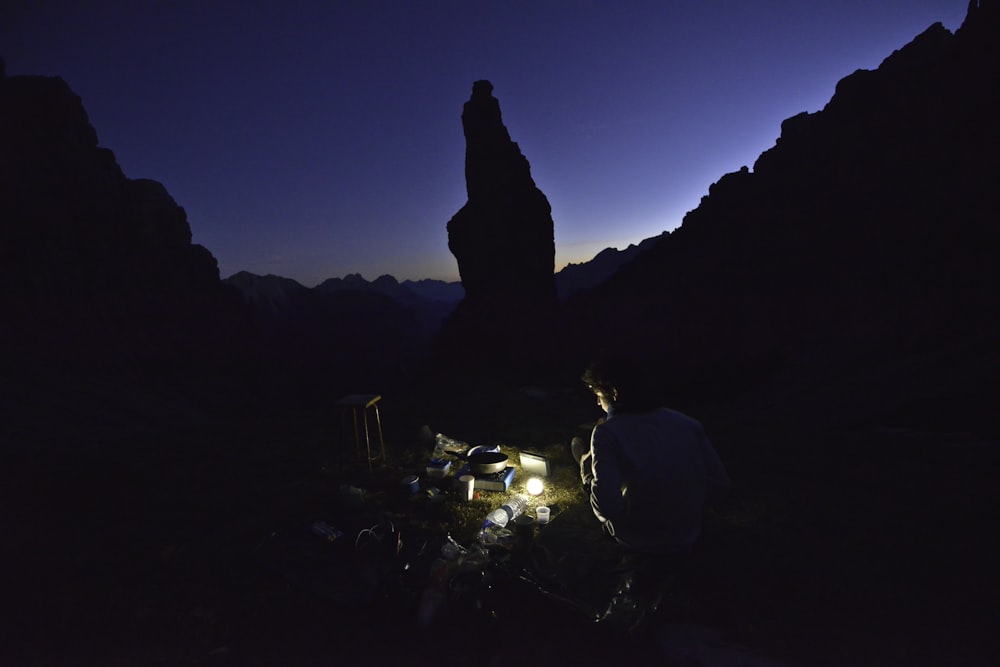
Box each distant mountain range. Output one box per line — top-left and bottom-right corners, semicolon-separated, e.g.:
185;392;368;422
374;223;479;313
223;270;462;335
222;233;666;324
554;232;667;300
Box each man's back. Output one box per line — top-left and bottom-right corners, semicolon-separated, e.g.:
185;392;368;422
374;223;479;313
589;408;730;554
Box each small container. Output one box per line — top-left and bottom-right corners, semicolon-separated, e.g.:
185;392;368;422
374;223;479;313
457;474;475;501
536;506;551;525
401;474;420;494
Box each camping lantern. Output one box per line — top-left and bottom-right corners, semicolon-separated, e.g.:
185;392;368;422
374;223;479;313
526;477;544;496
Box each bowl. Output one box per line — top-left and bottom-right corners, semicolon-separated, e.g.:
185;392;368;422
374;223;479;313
467;451;508;474
467;444;500;457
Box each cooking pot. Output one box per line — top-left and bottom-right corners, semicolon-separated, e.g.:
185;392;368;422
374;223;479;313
467;451;508;474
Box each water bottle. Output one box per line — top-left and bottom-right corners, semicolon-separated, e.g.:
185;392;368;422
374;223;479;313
484;495;528;529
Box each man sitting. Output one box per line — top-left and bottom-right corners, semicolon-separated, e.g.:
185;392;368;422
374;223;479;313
572;357;731;629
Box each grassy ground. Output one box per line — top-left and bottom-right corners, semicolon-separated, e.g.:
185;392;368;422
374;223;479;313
2;369;998;666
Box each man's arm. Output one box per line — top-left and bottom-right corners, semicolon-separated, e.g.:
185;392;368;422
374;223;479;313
572;435;594;490
589;425;625;524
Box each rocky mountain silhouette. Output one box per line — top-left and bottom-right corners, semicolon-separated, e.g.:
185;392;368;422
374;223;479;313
0;62;247;371
436;80;559;374
0;60;450;394
222;271;428;392
560;3;1000;429
224;271;459;358
402;278;465;305
226;241;648;319
2;52;475;389
446;80;556;305
4;11;999;664
555;232;667;301
4;2;997;427
314;273;461;330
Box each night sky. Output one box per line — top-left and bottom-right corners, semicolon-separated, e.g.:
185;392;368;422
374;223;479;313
2;1;967;286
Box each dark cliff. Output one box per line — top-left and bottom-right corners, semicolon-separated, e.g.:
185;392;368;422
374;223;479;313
436;80;559;375
0;68;246;370
447;80;556;304
562;4;1000;427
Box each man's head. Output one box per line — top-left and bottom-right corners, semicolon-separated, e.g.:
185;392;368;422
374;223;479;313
582;357;660;415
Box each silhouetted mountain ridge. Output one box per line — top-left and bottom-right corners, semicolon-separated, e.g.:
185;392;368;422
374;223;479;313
4;2;997;429
226;239;655;312
224;270;460;338
219;271;427;388
0;67;247;370
562;5;1000;429
555;233;667;300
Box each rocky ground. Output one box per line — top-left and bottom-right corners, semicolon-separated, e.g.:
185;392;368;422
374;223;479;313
2;369;998;666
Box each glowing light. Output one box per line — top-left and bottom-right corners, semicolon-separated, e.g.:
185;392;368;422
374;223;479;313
526;477;544;496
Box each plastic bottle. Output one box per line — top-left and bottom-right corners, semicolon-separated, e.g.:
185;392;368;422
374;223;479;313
484;495;528;529
434;433;467;456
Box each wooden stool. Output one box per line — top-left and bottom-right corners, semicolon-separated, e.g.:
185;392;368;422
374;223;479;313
336;394;386;471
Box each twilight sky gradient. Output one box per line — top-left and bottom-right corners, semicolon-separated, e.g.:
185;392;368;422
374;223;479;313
3;1;967;285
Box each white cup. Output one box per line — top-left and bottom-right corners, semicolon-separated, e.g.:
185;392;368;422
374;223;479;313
536;506;551;525
458;474;475;501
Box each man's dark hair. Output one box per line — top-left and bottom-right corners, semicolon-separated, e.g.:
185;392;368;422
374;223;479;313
582;357;662;414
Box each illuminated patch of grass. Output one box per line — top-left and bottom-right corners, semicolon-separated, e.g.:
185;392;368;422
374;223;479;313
399;440;586;545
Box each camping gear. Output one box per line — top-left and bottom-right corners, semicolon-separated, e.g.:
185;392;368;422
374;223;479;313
466;444;500;457
467;451;508;474
458;474;476;501
426;458;451;478
455;464;516;491
484;494;528;529
336;394;386;471
401;474;420;494
519;451;551;477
